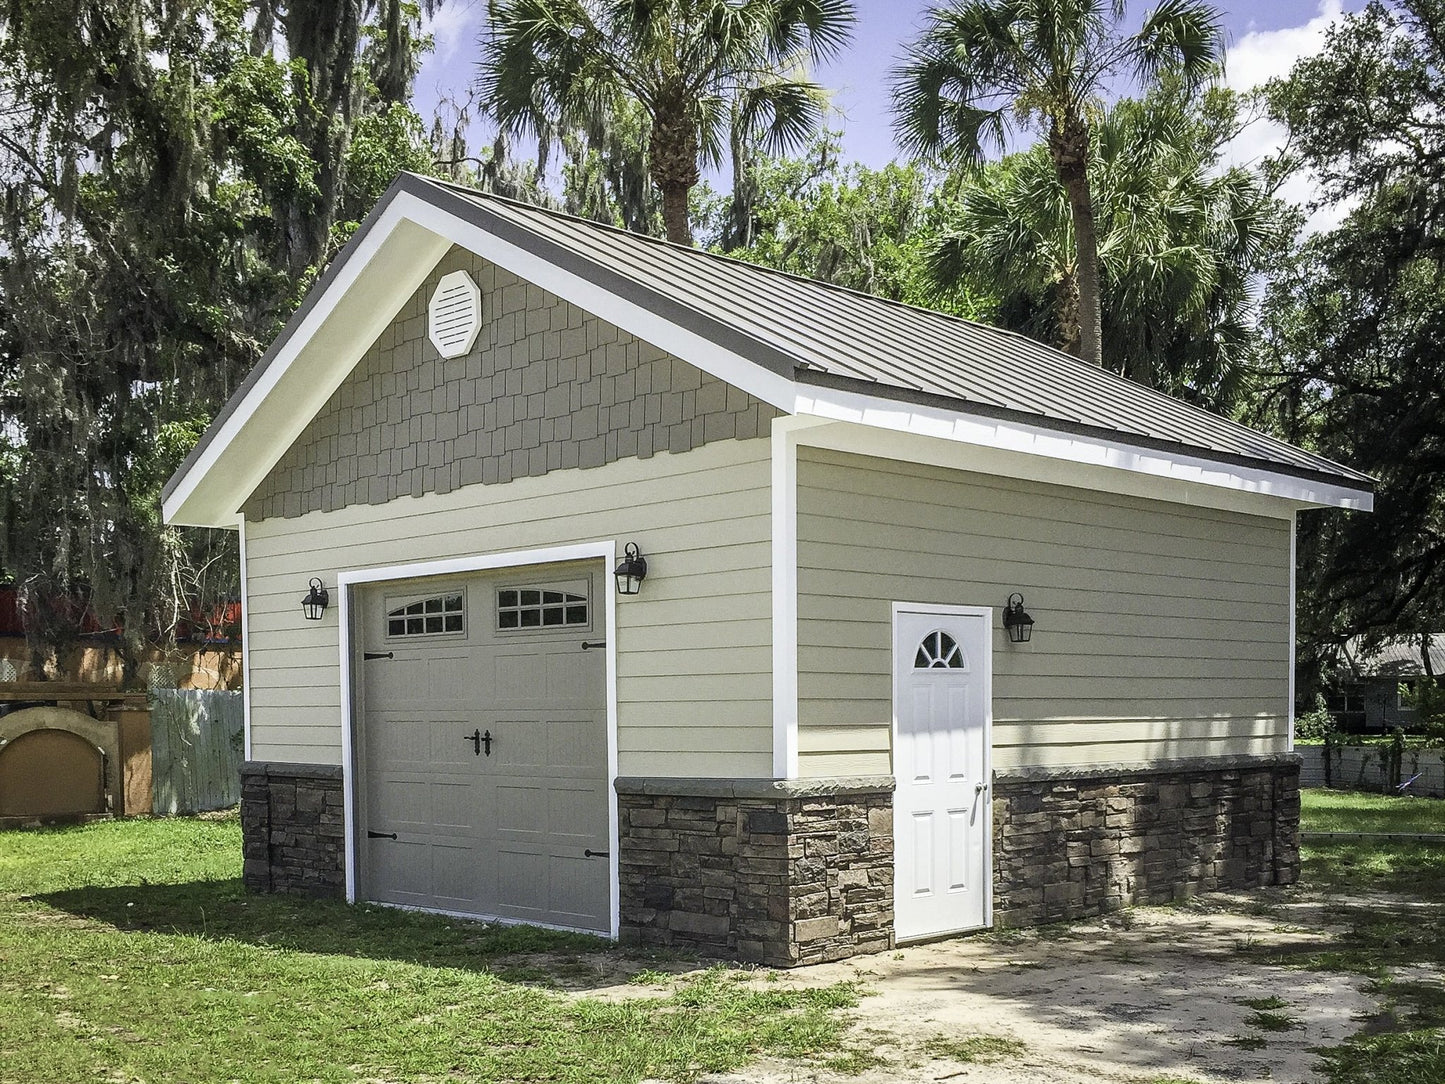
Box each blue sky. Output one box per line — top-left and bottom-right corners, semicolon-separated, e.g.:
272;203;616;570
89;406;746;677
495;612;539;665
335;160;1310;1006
414;1;1363;220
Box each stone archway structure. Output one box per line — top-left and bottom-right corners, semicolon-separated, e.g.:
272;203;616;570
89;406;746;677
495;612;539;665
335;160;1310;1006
0;706;120;818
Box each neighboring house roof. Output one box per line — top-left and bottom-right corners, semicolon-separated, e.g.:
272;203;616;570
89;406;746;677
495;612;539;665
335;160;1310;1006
1342;634;1445;679
162;173;1374;528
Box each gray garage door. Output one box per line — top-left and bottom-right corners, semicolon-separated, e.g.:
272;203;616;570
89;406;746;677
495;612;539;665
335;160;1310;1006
356;563;609;932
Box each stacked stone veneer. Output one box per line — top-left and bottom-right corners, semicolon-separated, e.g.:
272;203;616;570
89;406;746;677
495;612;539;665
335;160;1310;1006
616;777;895;966
244;246;777;521
240;762;345;898
991;754;1300;927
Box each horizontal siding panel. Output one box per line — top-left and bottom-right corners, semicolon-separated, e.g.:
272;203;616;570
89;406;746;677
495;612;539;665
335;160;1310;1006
245;438;774;773
797;645;1288;679
797;615;1285;651
248;458;769;557
624;750;773;777
799;750;891;778
799;454;1290;550
796;448;1290;772
800;588;1286;626
993;735;1286;771
800;537;1285;599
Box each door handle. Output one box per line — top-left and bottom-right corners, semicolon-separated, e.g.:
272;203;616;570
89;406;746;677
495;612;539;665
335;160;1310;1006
463;728;493;756
581;641;606;650
584;849;609;859
367;830;397;840
364;651;393;660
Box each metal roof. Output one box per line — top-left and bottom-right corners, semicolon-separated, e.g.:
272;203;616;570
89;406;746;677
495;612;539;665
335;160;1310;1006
1342;635;1445;678
414;175;1372;489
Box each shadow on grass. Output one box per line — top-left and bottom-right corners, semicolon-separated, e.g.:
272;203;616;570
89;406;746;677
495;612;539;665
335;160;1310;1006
29;877;680;989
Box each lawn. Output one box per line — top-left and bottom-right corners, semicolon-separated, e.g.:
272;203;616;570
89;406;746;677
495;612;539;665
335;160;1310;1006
1295;788;1445;1084
0;816;861;1084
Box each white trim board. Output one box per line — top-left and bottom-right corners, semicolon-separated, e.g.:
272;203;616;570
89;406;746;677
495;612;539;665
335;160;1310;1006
335;539;620;939
164;184;1370;530
770;416;832;778
792;389;1372;517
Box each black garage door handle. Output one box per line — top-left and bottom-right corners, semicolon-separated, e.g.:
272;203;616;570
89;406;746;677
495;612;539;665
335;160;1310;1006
368;830;398;840
584;849;609;859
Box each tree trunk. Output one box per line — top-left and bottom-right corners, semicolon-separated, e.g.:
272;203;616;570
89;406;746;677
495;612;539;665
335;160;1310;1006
660;182;693;245
1054;267;1081;355
1049;116;1105;371
648;94;699;245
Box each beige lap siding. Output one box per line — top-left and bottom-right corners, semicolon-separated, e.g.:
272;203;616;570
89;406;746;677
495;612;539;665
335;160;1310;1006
796;447;1292;777
244;437;773;777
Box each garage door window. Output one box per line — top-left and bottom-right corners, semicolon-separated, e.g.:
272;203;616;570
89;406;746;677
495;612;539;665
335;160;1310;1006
497;584;589;631
386;592;465;638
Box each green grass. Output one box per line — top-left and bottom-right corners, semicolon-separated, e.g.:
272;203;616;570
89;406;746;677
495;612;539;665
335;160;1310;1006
923;1034;1027;1064
1271;790;1445;1084
1302;789;1445;836
0;817;863;1083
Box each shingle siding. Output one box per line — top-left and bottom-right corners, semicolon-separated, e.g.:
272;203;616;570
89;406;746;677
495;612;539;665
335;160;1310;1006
243;246;777;521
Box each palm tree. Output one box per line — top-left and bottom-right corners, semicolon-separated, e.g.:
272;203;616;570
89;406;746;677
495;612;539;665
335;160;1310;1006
479;0;856;245
893;0;1223;369
927;82;1283;403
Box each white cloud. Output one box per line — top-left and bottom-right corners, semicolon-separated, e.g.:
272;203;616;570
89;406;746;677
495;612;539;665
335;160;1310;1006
424;0;487;69
1220;1;1354;233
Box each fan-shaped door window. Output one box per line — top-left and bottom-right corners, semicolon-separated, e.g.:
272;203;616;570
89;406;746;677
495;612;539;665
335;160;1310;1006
914;630;965;669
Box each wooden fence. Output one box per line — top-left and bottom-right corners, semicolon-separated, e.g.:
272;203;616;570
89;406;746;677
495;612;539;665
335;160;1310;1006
150;689;244;814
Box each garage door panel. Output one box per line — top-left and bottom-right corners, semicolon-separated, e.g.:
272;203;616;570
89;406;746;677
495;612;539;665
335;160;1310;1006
549;855;608;924
359;565;609;933
548;784;605;842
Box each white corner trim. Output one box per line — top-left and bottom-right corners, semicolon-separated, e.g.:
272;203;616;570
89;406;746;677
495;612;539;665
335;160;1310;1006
338;579;357;903
771;416;831;779
1288;516;1298;754
335;539;621;939
792;385;1372;513
237;514;253;763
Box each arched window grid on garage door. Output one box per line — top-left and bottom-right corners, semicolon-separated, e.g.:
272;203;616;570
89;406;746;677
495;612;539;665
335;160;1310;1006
386;592;465;639
914;630;966;669
496;582;590;631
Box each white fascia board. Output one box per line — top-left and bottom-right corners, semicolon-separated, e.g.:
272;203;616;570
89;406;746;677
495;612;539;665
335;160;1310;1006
792;384;1373;515
397;196;798;412
163;212;453;528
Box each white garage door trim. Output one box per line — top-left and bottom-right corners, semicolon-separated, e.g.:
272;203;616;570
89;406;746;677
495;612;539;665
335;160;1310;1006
337;540;620;938
891;602;994;939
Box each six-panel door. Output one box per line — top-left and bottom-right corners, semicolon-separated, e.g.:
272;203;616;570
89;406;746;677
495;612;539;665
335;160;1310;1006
893;607;992;940
356;564;609;932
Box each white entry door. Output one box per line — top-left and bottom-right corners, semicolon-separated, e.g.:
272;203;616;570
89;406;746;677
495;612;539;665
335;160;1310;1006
893;605;992;940
355;564;610;932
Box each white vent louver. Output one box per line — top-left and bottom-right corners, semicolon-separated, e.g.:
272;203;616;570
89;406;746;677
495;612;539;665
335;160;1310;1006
427;270;482;359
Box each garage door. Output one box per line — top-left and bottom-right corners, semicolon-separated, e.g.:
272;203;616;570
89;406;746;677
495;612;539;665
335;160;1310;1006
356;563;609;932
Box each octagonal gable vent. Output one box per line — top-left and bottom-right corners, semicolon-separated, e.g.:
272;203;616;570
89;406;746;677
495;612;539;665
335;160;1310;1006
427;270;482;359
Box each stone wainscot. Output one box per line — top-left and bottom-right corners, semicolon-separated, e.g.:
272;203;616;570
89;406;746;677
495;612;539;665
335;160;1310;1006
614;776;895;967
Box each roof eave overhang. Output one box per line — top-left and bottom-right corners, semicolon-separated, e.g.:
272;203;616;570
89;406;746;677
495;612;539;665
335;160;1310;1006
791;371;1375;513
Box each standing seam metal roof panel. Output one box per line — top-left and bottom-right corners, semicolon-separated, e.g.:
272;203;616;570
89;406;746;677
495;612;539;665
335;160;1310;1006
419;177;1370;486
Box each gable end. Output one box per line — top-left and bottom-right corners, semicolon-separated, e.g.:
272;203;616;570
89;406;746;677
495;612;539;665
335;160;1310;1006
242;247;778;521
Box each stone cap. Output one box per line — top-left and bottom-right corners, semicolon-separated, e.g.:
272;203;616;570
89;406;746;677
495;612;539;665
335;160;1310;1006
614;775;895;799
242;760;345;780
995;751;1301;785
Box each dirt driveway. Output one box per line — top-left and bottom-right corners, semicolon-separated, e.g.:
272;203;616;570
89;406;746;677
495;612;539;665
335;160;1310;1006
634;889;1387;1084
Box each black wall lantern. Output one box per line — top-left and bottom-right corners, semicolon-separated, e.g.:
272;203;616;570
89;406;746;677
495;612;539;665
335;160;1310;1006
302;578;330;621
1003;592;1035;643
614;542;648;596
